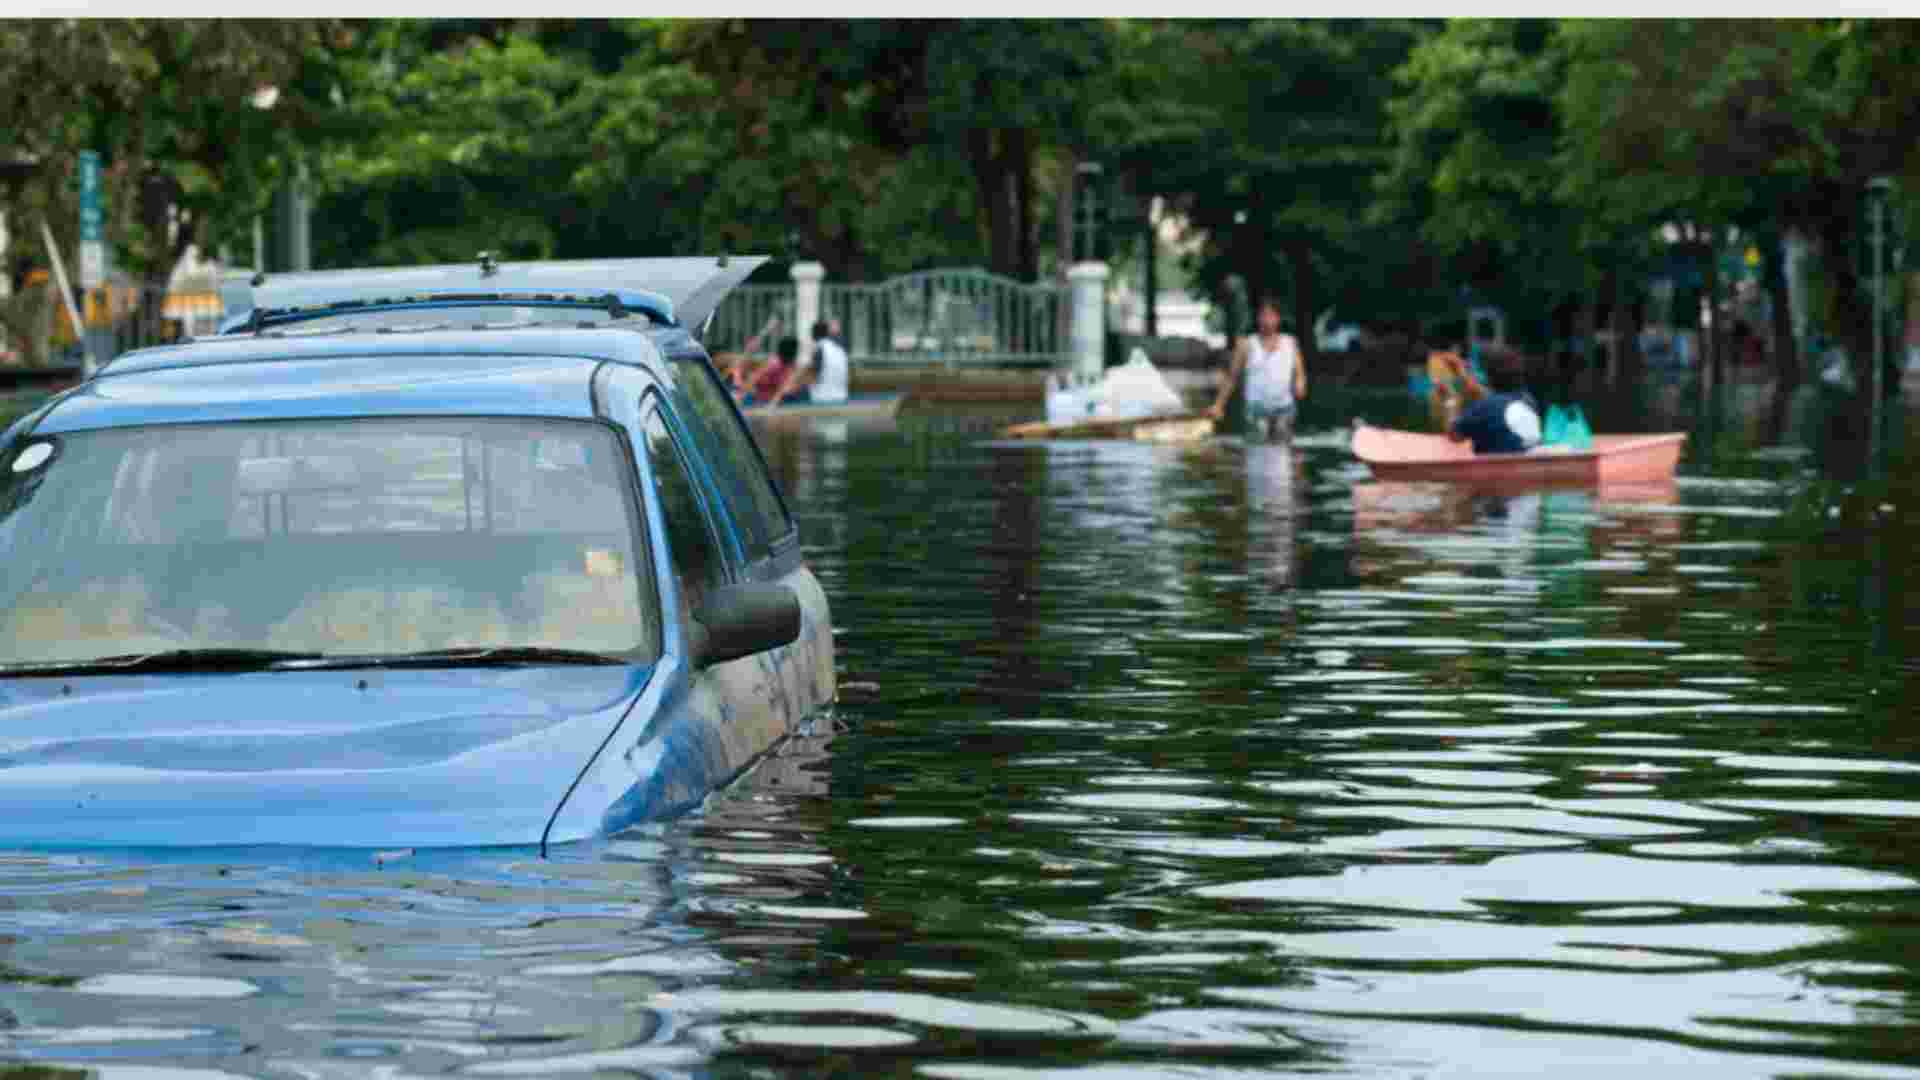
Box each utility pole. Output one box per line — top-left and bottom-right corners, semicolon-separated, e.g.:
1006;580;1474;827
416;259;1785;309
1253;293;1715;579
274;161;312;273
77;149;104;376
1056;149;1076;358
1143;196;1157;339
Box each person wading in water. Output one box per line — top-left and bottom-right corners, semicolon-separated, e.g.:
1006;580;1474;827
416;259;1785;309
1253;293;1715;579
1208;298;1308;442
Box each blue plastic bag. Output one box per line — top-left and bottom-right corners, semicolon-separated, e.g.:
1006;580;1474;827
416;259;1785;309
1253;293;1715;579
1567;405;1593;450
1542;404;1568;447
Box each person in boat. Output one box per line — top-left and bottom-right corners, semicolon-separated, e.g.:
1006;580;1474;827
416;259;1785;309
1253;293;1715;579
760;319;851;409
739;335;800;406
1207;298;1307;442
1446;370;1543;454
717;315;782;391
1426;346;1476;431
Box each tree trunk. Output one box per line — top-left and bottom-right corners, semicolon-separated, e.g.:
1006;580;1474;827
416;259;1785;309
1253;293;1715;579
123;168;192;352
1817;206;1874;398
966;128;1017;279
1144;201;1157;338
1286;236;1318;379
1577;292;1597;396
1055;147;1074;352
1241;190;1267;328
994;143;1020;280
1620;291;1645;384
1761;226;1798;390
1604;264;1624;389
1696;234;1718;404
841;224;868;285
1011;127;1034;282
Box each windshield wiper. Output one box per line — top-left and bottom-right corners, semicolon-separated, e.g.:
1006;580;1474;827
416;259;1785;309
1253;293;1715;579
0;645;632;677
322;645;630;669
0;648;329;677
396;645;628;666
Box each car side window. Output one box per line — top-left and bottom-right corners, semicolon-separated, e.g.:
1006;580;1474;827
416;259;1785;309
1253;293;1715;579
642;407;731;612
667;354;796;564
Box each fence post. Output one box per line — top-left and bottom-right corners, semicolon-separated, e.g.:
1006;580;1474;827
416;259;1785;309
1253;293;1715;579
1068;261;1109;384
792;261;825;363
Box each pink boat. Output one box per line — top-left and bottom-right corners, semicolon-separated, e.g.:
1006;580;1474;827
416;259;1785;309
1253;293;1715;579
1350;423;1687;488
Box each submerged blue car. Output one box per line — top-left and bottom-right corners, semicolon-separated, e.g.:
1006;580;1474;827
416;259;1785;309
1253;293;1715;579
0;256;834;852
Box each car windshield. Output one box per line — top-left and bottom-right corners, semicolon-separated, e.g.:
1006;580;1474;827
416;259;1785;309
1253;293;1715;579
0;417;659;668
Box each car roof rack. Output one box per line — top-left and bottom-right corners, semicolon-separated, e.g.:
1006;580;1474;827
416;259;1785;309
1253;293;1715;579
224;254;768;336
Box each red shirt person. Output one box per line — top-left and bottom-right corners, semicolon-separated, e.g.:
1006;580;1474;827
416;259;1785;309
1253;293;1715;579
743;336;800;404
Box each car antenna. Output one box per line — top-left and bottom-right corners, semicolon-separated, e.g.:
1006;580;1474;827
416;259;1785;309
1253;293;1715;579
717;253;730;268
478;251;498;278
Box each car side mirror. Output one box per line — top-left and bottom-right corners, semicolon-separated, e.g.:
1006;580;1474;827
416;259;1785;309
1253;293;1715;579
691;582;801;667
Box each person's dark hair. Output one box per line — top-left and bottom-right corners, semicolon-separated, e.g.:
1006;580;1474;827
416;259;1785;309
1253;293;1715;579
810;319;831;341
776;335;799;362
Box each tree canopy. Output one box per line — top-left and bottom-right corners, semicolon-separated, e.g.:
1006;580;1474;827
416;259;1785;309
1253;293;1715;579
0;19;337;355
3;16;1917;377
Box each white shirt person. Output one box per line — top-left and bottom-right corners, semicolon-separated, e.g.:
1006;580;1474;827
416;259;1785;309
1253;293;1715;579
1208;299;1308;442
764;319;851;407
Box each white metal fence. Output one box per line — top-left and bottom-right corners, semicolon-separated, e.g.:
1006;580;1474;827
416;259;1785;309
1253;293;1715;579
825;269;1064;368
709;268;1068;369
3;267;1078;374
702;283;796;357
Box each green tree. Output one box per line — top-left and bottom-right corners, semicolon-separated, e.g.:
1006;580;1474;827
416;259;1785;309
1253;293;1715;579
310;21;713;268
920;20;1113;282
1380;17;1655;377
312;20;1117;284
1102;19;1431;364
1557;18;1920;395
0;19;337;355
651;19;982;280
660;19;1114;282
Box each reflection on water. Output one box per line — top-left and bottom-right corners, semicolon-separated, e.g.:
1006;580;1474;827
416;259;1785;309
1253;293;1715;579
7;396;1920;1077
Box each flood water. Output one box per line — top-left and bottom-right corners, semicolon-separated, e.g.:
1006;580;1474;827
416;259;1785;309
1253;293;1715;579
6;378;1920;1078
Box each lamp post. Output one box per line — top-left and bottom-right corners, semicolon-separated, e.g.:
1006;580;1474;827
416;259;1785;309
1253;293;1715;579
1143;196;1158;338
1074;161;1104;265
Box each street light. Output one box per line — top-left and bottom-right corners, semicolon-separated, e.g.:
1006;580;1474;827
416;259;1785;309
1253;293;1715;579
1074;161;1104;264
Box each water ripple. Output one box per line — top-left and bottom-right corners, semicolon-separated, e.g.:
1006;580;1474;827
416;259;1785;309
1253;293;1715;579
6;407;1920;1077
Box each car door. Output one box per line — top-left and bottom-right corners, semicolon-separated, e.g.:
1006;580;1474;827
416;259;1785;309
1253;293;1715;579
658;351;833;713
543;383;829;843
639;396;826;735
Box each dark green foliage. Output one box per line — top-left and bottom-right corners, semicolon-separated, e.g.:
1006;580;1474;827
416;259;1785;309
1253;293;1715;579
4;17;1914;362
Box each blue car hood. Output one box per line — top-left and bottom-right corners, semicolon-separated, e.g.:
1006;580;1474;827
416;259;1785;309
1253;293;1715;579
0;665;651;849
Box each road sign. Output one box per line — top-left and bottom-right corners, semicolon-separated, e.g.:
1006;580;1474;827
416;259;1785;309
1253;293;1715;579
78;244;104;290
78;149;103;288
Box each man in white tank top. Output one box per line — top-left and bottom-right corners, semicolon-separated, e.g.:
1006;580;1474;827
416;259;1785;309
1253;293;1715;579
1208;298;1308;442
764;319;851;407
